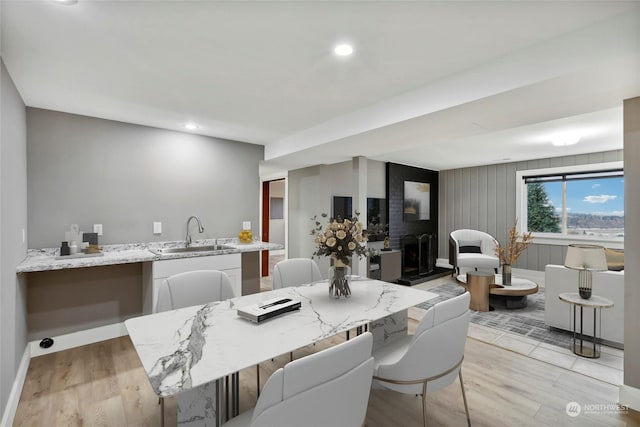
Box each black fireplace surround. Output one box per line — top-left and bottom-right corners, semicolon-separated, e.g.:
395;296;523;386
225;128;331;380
386;163;439;283
400;234;436;278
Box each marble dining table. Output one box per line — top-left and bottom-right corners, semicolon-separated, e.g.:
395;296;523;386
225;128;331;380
125;279;438;426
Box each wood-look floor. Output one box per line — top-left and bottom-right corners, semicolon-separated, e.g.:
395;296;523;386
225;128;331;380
14;321;640;427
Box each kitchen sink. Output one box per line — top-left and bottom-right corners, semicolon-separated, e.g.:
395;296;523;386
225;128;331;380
149;245;233;255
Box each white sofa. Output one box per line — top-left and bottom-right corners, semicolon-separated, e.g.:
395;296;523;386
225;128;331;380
544;264;624;347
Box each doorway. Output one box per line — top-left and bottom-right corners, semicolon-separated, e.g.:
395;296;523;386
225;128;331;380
261;178;286;277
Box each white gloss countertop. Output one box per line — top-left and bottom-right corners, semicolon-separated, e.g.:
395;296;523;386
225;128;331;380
16;238;283;273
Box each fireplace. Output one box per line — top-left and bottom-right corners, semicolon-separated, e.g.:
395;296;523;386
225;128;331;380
400;233;435;279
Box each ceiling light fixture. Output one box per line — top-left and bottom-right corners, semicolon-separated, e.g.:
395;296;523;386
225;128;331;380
334;44;354;57
53;0;78;5
550;132;581;146
184;123;199;131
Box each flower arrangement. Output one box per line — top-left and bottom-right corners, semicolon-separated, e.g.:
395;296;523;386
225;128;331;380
496;219;533;265
310;213;368;265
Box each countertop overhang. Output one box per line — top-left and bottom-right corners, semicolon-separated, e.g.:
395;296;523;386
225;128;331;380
17;239;284;273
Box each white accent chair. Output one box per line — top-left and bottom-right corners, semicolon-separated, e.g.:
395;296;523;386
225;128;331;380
155;270;236;427
272;258;322;289
449;229;499;276
224;332;375;427
371;292;472;427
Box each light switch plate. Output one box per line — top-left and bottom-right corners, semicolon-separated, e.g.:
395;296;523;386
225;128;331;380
93;224;103;236
153;222;162;235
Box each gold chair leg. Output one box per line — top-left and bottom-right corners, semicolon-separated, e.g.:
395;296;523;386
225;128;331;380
459;370;471;427
421;382;428;427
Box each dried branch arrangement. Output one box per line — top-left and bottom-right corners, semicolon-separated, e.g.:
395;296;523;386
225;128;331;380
495;219;533;265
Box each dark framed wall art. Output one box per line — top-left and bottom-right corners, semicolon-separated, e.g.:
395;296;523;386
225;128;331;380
403;181;430;221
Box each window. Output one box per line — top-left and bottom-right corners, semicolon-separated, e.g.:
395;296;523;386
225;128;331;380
516;162;624;245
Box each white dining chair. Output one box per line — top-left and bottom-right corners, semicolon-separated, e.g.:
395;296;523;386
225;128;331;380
155;269;236;427
371;292;472;427
270;258;323;365
155;269;235;313
224;332;374;427
272;258;322;289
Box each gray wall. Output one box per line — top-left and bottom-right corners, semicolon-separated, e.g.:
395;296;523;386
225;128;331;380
623;97;639;401
438;150;624;271
0;58;29;420
27;108;264;248
23;108;263;343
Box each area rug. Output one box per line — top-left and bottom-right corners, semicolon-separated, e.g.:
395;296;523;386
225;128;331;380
416;281;573;348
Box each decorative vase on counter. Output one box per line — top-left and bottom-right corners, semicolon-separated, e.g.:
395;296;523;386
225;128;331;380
329;258;351;298
60;241;70;256
502;263;512;286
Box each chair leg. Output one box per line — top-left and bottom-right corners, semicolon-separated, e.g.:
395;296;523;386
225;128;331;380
459;370;471;427
256;364;260;397
160;396;165;427
421;381;428;427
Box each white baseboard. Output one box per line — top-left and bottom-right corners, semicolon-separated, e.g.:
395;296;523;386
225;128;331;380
1;346;30;427
1;324;128;424
435;258;452;269
29;322;128;357
619;384;640;412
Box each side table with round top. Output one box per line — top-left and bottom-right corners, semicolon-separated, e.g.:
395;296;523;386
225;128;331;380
559;292;614;358
456;273;539;311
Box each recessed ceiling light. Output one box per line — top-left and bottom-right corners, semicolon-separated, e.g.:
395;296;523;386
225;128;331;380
53;0;78;5
550;132;581;146
334;44;354;57
184;123;199;130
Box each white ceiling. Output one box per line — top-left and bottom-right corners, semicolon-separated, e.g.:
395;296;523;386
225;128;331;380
2;1;639;173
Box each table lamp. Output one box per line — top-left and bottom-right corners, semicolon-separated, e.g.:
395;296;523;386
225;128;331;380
564;244;607;299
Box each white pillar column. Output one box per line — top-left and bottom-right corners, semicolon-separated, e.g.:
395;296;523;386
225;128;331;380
352;156;368;277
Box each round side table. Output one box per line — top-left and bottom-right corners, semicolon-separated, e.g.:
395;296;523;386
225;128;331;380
558;292;614;358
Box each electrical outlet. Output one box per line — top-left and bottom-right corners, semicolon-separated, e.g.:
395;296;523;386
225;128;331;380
153;222;162;235
93;224;103;236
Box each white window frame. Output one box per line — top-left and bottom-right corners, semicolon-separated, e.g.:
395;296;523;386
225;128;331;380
516;161;623;248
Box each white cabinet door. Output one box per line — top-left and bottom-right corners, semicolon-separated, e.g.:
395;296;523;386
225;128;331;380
144;253;242;313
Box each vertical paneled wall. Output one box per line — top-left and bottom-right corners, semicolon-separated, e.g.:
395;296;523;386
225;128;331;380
438;150;623;271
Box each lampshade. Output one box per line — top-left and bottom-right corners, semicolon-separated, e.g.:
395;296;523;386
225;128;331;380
564;244;607;271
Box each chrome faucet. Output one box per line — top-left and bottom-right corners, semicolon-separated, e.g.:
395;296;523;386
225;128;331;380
185;215;205;246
